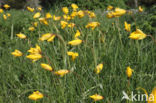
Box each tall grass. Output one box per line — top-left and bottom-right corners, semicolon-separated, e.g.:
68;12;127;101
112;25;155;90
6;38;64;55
0;7;155;103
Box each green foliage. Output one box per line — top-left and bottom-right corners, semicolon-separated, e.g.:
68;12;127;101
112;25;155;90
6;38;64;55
135;5;156;35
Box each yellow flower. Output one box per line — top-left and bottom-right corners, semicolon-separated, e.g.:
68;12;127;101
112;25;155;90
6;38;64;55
68;39;82;46
63;15;71;21
7;13;11;17
107;5;113;10
16;33;26;39
28;26;35;31
28;44;41;54
90;94;104;101
33;12;41;19
74;30;80;38
68;23;75;28
41;63;53;71
3;14;7;20
39;17;48;25
33;22;38;27
39;33;51;41
28;91;43;101
54;69;69;77
37;7;42;11
45;13;52;19
139;6;143;12
27;7;34;12
70;11;77;19
124;21;131;32
39;33;56;42
86;22;100;30
60;21;68;29
129;29;147;40
47;35;56;42
26;54;42;62
71;3;78;11
113;8;126;17
95;63;103;74
88;12;96;18
62;7;69;14
67;52;78;61
53;15;61;21
3;4;10;9
126;66;133;78
0;9;3;13
106;12;114;18
77;10;85;18
11;49;23;57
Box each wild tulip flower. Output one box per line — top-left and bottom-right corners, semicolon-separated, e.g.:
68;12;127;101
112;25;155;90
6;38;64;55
124;21;131;32
68;23;75;28
45;13;52;19
47;35;56;42
33;12;41;19
71;3;78;11
0;9;3;13
28;27;35;31
28;91;43;101
39;33;56;42
129;29;147;40
39;17;48;25
37;7;42;11
68;39;82;46
63;15;71;21
107;5;113;10
88;12;96;18
74;30;80;38
27;44;41;54
33;22;38;27
139;6;143;12
86;22;100;30
60;21;68;29
113;8;126;17
53;15;61;21
67;52;78;61
11;49;23;57
41;63;53;71
16;33;26;39
95;63;103;74
3;14;7;20
90;94;104;101
62;7;69;14
3;4;10;9
27;7;34;12
70;11;77;19
106;12;114;18
54;69;69;77
27;45;42;62
126;66;133;78
26;54;42;62
7;13;11;17
77;10;85;18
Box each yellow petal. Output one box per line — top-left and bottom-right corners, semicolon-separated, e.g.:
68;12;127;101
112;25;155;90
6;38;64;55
90;94;103;101
28;91;43;101
68;39;82;46
41;63;53;71
33;12;41;19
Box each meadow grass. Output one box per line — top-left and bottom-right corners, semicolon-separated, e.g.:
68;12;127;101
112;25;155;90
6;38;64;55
0;7;156;103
